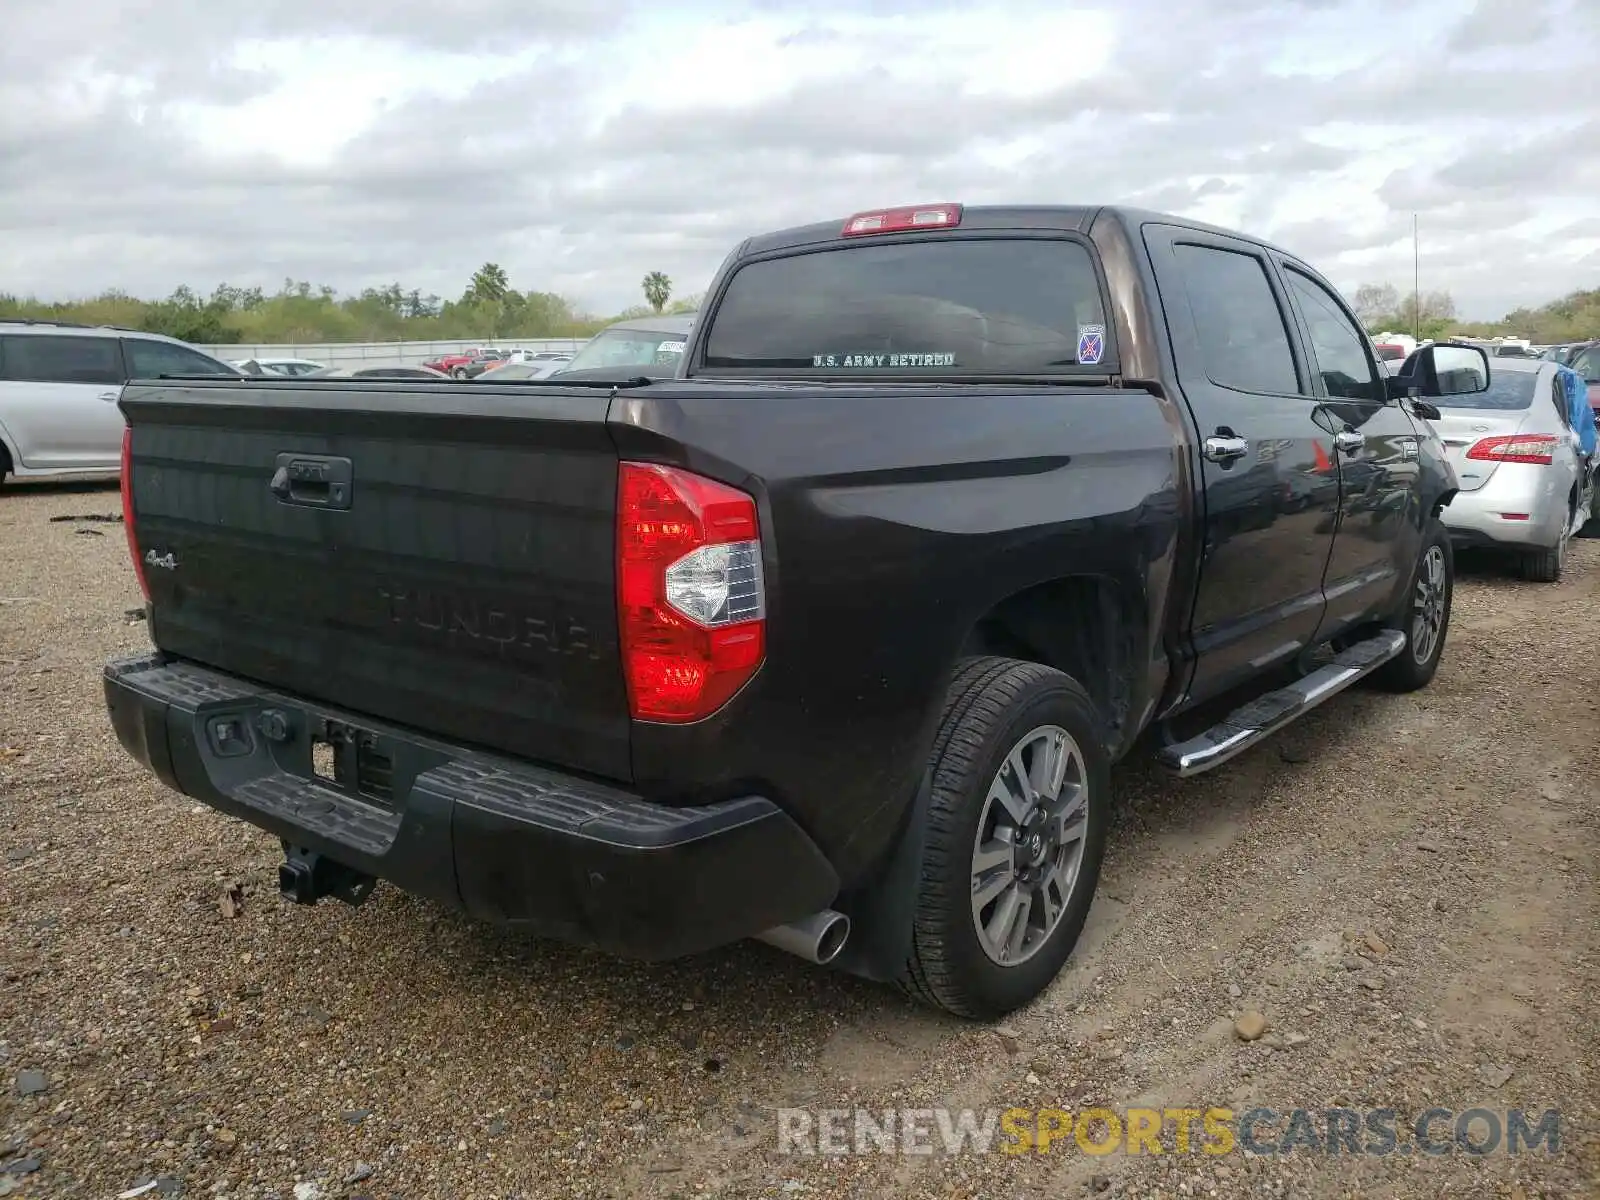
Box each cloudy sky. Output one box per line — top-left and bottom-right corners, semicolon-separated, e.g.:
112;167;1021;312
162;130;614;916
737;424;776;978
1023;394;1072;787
2;0;1596;320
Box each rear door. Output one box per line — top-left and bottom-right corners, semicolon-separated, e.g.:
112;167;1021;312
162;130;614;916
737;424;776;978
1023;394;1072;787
0;333;128;469
1143;224;1340;704
1275;260;1423;633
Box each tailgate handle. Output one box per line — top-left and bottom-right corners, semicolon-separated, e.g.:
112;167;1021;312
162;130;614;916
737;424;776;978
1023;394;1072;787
271;454;353;509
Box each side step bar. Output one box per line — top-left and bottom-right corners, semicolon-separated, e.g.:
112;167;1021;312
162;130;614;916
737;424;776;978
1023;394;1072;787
1157;629;1407;777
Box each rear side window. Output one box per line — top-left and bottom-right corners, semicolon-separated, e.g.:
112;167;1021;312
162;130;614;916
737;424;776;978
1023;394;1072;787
124;338;236;379
0;334;124;385
1171;244;1298;396
1572;346;1600;382
702;239;1110;374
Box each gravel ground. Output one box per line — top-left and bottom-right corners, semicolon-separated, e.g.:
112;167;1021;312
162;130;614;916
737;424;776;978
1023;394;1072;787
2;479;1597;1200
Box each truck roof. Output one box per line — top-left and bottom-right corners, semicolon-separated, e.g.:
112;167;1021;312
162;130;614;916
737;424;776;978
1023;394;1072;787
736;204;1304;262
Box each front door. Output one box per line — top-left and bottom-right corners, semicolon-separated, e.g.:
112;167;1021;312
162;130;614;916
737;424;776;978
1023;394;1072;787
1143;225;1342;706
1276;261;1423;634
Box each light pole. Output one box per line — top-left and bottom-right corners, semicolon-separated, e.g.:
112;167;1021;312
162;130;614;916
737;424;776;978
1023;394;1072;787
1412;213;1420;343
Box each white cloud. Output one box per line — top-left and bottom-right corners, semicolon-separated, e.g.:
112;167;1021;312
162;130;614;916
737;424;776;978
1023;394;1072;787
0;0;1595;320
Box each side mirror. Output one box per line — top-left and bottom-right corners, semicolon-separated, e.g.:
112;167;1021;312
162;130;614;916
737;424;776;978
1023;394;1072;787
1387;342;1490;401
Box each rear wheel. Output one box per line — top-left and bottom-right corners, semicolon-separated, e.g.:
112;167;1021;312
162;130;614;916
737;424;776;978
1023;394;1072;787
1371;521;1453;693
1520;524;1567;583
0;442;11;490
897;657;1110;1020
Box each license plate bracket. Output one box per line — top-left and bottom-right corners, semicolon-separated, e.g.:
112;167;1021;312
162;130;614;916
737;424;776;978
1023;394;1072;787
308;716;396;807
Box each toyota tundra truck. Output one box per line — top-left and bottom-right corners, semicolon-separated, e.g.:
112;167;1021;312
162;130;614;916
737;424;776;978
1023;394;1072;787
103;204;1489;1019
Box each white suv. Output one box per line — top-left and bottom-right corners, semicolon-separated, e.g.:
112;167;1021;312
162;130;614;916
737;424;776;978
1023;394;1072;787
0;321;240;487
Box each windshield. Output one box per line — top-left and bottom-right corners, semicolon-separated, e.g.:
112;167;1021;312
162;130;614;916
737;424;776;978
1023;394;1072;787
702;238;1110;375
1438;367;1539;411
562;328;687;374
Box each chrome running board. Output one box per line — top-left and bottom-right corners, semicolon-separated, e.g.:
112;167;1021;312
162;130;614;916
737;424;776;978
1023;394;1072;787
1157;629;1407;777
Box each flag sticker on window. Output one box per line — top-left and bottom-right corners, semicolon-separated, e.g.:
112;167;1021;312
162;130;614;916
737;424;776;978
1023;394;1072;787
1077;325;1105;365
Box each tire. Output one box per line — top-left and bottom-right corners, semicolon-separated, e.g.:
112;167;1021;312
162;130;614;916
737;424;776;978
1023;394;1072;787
1520;540;1564;583
1370;520;1453;693
450;367;467;380
0;442;11;490
1520;507;1570;582
897;657;1111;1020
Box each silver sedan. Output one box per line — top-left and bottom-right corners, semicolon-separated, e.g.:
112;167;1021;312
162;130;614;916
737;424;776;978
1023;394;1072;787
1431;357;1594;581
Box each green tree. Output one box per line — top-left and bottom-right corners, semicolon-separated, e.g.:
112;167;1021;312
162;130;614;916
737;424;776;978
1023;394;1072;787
1397;290;1457;340
642;271;671;313
464;263;510;305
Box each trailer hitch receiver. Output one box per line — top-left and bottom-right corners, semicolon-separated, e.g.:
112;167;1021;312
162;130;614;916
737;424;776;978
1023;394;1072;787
278;843;377;907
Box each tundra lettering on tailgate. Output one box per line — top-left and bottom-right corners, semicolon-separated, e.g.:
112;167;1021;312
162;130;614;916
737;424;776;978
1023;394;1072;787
376;585;608;662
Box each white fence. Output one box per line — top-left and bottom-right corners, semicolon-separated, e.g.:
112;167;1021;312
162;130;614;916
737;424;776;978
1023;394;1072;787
196;337;588;371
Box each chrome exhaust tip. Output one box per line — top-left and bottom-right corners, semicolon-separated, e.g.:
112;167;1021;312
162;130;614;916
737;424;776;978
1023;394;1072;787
754;909;851;965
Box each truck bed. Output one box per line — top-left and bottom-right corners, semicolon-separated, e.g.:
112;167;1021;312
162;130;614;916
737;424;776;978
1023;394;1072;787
120;373;1189;879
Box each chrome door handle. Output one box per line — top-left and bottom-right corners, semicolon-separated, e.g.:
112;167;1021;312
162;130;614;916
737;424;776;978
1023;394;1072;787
98;391;120;402
1203;434;1249;463
1334;429;1365;454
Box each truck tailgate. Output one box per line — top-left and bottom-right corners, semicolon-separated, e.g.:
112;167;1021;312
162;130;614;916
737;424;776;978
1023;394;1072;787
120;382;631;781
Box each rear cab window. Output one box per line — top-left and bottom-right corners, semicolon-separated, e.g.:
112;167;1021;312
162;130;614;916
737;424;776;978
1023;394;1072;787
697;237;1113;377
1438;368;1540;411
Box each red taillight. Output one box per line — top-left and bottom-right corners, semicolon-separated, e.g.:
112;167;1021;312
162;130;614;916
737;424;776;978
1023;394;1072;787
617;462;765;723
1465;434;1557;466
121;428;150;602
841;203;962;237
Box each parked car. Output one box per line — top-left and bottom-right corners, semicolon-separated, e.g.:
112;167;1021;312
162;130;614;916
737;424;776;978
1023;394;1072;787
232;357;327;377
422;347;508;379
315;366;452;381
106;202;1473;1018
0;320;240;487
1404;354;1592;579
1567;340;1600;410
474;359;570;382
549;315;694;380
460;354;517;379
1539;342;1588;366
500;349;572;366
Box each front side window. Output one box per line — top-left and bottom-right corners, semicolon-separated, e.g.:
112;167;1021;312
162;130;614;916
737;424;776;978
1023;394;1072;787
1171;244;1298;395
124;339;237;379
1283;269;1382;402
0;335;124;385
